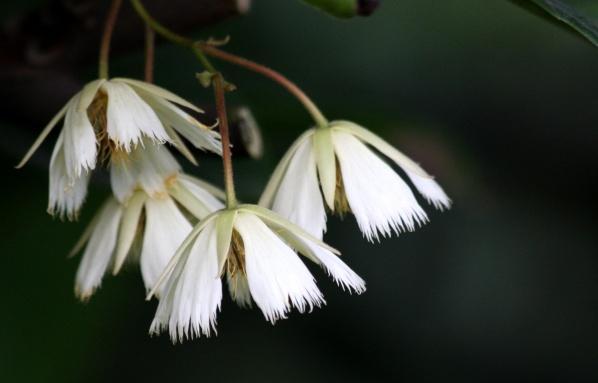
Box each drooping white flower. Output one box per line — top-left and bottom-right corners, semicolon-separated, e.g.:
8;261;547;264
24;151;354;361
149;204;365;342
71;173;225;300
17;78;221;219
260;121;451;242
48;132;91;219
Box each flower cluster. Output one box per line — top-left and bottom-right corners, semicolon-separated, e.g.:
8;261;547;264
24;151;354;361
19;78;224;300
18;0;450;343
260;121;451;242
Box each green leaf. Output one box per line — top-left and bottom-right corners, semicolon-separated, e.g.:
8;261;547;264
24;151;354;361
302;0;356;18
511;0;598;47
301;0;380;19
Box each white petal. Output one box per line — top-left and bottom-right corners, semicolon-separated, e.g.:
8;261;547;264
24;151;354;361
113;191;146;274
77;79;106;111
48;133;90;220
259;130;314;208
178;174;226;201
146;211;221;300
332;130;428;241
227;273;252;308
406;173;452;210
110;142;180;203
332;121;451;209
215;210;236;274
137;90;222;154
300;242;365;294
113;78;203;113
69;205;102;258
173;175;225;218
250;205;364;293
103;81;170;151
74;198;122;300
17;96;73;169
271;135;327;239
110;155;138;203
234;212;324;323
136;143;180;198
150;218;222;342
270;227;365;294
163;123;198;165
63;92;97;178
243;204;340;255
140;198;192;295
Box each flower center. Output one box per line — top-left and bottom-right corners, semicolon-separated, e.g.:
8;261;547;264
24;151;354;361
87;90;114;164
226;230;246;278
334;159;351;216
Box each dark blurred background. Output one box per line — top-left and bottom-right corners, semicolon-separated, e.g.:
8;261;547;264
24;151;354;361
1;0;598;382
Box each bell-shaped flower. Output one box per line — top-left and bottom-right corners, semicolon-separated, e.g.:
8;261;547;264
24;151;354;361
71;143;225;300
149;204;365;342
18;78;221;219
260;121;451;242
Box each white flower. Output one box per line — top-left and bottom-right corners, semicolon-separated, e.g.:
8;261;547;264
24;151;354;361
110;139;181;204
71;174;225;300
149;204;365;342
48;131;91;219
17;78;221;219
260;121;451;242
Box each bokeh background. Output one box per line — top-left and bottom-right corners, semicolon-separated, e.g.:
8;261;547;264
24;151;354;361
1;0;598;382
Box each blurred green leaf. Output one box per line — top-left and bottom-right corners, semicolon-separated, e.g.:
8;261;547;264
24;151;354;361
303;0;355;18
301;0;380;19
511;0;598;47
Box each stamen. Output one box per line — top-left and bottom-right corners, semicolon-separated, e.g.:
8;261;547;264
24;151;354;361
226;230;246;278
87;90;113;164
334;159;351;216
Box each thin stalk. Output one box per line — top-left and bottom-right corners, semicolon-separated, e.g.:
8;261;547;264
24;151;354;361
98;0;123;79
130;0;325;126
213;73;237;208
144;24;155;83
199;43;329;128
130;0;216;73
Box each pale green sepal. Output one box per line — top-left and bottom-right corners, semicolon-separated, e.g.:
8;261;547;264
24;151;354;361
114;78;204;113
258;129;314;207
178;174;226;201
16;97;74;169
67;198;107;258
77;79;105;112
331;120;432;178
145;210;222;300
239;204;340;255
313;127;336;211
169;182;212;219
112;191;146;275
215;209;237;276
163;124;198;166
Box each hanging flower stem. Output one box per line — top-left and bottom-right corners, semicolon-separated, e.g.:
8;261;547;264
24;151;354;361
213;73;237;208
144;24;155;83
199;43;329;128
130;0;236;205
130;0;326;127
98;0;123;79
129;0;216;73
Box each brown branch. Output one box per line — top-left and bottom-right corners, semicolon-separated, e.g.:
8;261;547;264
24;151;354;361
144;24;155;83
